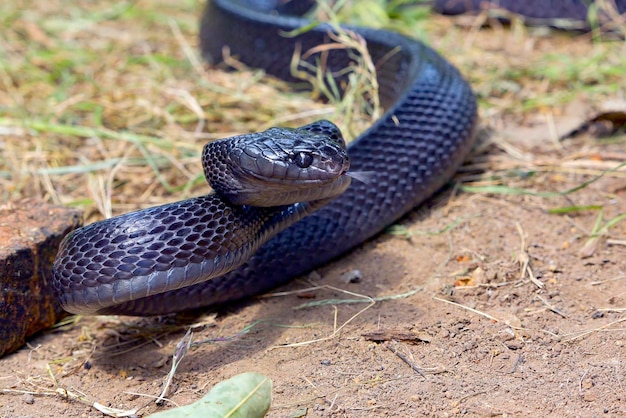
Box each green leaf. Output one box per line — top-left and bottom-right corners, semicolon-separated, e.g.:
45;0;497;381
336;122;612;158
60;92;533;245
148;372;272;418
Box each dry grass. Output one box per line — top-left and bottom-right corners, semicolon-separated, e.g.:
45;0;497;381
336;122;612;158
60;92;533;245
0;0;333;222
1;0;625;225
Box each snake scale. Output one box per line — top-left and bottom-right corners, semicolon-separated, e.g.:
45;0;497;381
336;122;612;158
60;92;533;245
52;0;482;315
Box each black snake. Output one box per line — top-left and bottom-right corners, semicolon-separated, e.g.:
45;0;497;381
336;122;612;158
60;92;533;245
435;0;626;31
53;0;483;315
54;0;625;315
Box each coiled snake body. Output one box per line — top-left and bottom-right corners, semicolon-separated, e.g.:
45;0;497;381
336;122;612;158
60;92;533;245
52;0;478;315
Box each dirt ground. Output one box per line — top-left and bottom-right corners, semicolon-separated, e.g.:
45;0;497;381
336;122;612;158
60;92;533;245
2;5;626;418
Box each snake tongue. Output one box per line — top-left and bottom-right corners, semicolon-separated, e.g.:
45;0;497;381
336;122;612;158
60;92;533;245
346;171;376;184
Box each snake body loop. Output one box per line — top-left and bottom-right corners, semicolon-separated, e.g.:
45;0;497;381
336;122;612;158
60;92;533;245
52;0;478;315
434;0;626;31
53;120;351;314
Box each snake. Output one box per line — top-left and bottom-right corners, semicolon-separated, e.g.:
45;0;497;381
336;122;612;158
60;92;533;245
52;0;481;315
54;0;624;315
434;0;626;31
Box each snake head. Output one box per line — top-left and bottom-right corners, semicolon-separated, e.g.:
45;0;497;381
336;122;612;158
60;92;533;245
203;120;351;207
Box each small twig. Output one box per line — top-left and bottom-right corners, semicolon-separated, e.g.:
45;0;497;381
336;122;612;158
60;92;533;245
270;287;376;349
433;297;501;322
535;295;568;318
561;315;626;342
515;222;544;289
607;239;626;246
155;329;193;405
590;274;626;286
0;388;56;396
433;297;565;340
545;110;564;151
511;354;524;374
384;342;426;379
579;368;590;395
293;287;421;310
55;385;139;417
455;387;494;406
192;321;260;346
451;280;518;290
328;393;339;412
168;19;204;76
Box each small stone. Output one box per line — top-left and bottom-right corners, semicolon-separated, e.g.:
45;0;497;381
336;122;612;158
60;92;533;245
291;408;308;418
152;356;168;368
496;328;515;342
485;269;497;282
505;341;523;350
340;269;362;283
583;393;597;402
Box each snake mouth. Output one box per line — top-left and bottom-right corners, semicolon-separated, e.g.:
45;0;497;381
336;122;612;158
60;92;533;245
239;157;351;188
231;167;351;207
239;168;349;195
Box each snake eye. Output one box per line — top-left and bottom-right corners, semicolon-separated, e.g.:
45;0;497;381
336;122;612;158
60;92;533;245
294;152;313;168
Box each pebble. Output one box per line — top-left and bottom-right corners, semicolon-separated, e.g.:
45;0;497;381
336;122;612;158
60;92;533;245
505;341;523;350
340;269;362;283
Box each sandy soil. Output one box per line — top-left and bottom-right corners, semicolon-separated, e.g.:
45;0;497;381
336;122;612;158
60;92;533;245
2;10;626;418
